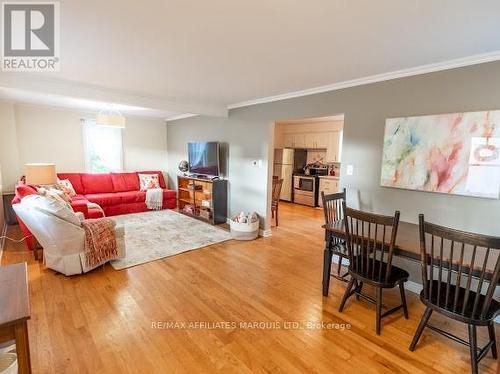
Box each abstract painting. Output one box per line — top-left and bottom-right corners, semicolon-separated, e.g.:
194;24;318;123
380;111;500;199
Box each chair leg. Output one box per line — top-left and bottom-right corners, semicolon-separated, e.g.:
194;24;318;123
488;322;498;359
322;248;333;296
468;324;478;374
275;206;279;227
409;307;433;351
355;281;363;301
339;278;356;312
336;256;342;276
399;283;409;319
375;287;383;335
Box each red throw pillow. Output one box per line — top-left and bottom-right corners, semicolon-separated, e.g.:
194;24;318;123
16;184;38;199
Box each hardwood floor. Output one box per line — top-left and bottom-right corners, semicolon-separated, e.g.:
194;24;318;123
1;202;497;373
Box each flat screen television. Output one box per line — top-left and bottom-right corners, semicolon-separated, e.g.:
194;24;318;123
188;142;220;176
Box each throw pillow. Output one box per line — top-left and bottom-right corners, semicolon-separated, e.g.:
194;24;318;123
37;187;71;205
57;178;77;197
138;174;160;191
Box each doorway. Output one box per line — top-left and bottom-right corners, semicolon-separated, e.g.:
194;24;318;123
269;115;344;230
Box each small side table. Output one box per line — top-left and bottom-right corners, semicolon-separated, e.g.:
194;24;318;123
0;263;31;373
2;192;18;225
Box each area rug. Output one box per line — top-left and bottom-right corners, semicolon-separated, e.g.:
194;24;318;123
109;210;231;270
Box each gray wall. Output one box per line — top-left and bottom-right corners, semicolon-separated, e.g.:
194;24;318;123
166;116;272;225
167;61;500;235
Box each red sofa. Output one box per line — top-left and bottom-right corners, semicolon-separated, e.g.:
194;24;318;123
12;171;176;250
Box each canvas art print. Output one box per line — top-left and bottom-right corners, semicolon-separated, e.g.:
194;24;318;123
380;110;500;199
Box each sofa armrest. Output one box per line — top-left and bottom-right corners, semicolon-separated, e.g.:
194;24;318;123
71;200;89;216
75;212;85;223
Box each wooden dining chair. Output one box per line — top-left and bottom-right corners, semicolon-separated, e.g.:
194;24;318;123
322;189;348;296
409;214;500;374
271;178;283;226
339;204;409;334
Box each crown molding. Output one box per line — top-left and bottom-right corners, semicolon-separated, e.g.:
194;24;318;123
165;113;197;121
228;50;500;110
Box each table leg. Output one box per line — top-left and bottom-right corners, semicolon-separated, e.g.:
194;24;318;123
322;247;333;296
14;322;31;374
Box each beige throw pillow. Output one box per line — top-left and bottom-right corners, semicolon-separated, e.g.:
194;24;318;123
138;174;160;191
57;178;77;197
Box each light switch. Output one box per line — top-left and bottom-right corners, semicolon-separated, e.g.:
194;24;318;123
346;165;354;176
252;160;263;168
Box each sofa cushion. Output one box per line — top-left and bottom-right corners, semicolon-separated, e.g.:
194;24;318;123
138;170;166;189
71;194;88;201
70;199;89;216
115;191;146;204
115;190;175;204
111;172;140;192
81;174;114;194
85;193;122;207
57;173;85;195
163;189;176;200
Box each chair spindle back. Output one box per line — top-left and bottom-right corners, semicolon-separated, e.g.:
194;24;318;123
418;214;500;320
342;204;400;283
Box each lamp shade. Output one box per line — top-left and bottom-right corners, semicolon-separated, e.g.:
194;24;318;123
25;163;57;185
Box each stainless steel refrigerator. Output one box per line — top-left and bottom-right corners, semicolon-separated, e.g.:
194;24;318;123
273;148;307;201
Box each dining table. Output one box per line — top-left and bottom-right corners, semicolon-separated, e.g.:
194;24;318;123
323;219;422;261
323;219;498;279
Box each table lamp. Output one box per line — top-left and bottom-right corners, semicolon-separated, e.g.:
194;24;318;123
25;163;57;186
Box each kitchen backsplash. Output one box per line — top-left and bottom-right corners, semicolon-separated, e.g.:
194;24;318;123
306;150;340;175
306;150;327;164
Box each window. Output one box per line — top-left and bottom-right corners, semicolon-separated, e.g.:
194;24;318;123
83;119;123;173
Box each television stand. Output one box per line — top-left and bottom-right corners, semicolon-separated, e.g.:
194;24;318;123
177;175;228;225
192;174;208;179
190;174;220;181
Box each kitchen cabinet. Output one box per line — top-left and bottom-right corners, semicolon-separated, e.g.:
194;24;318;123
325;131;340;162
280;130;342;161
283;133;295;148
304;133;328;149
318;178;340;207
284;133;306;148
293;133;306;148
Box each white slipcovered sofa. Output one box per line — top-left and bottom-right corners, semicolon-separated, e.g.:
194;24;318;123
13;195;126;276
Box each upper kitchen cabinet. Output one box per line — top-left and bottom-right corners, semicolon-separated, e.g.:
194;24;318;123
293;133;306;148
275;117;343;160
283;133;294;148
325;131;341;162
283;133;307;148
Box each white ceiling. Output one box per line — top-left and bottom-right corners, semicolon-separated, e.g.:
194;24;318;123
1;0;500;119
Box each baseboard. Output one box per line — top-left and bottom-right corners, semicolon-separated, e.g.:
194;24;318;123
259;228;272;237
0;223;6;265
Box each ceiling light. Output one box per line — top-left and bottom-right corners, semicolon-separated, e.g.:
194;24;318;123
96;108;126;128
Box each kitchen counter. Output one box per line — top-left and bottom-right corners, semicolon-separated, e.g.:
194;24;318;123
318;175;339;180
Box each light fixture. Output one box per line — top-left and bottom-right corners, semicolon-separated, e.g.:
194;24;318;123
96;108;126;128
25;163;57;185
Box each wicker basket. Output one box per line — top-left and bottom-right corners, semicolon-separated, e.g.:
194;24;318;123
230;219;259;241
